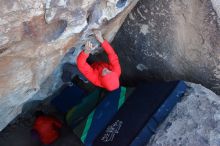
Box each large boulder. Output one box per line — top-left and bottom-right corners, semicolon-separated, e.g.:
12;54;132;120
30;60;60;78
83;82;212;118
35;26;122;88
112;0;220;94
0;0;138;131
148;83;220;146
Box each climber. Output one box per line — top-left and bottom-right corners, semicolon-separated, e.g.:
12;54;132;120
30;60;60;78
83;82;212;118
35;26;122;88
76;30;121;91
32;111;62;145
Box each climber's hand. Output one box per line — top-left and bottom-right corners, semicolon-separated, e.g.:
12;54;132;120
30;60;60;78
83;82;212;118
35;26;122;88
94;30;104;43
84;41;97;54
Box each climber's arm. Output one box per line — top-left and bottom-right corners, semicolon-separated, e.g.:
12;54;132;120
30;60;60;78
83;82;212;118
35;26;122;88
94;30;121;76
101;40;121;76
77;51;101;86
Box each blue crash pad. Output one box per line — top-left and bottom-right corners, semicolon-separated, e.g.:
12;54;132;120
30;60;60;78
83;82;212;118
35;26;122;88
51;84;86;113
94;81;187;146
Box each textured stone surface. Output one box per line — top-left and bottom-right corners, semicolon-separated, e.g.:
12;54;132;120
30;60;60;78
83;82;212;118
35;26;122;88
148;83;220;146
111;0;220;94
1;0;220;139
0;0;138;131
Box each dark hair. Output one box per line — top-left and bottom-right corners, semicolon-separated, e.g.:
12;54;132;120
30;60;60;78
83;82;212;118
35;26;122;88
34;111;44;117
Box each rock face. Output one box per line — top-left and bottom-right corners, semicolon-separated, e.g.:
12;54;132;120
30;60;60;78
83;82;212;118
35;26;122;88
0;0;138;131
148;83;220;146
111;0;220;94
0;0;220;135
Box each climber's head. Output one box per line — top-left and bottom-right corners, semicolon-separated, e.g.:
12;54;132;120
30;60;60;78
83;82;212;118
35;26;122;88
102;68;112;76
101;69;119;91
34;111;44;118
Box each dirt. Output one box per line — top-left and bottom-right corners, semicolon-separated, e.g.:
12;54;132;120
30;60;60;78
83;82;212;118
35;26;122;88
0;100;83;146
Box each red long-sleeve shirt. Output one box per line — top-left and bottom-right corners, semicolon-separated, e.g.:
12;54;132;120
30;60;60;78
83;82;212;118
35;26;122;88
77;40;121;91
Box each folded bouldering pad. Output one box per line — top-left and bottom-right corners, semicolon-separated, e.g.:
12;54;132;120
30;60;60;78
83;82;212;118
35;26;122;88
94;81;187;146
73;87;127;146
66;89;103;128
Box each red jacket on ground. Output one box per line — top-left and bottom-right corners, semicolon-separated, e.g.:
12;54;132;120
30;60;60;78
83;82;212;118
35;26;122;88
33;115;62;145
77;40;121;91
